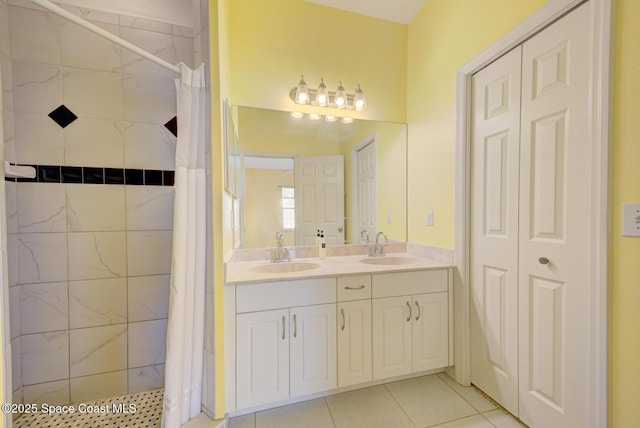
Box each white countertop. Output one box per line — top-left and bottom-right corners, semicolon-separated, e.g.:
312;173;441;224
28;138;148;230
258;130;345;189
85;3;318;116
225;252;453;284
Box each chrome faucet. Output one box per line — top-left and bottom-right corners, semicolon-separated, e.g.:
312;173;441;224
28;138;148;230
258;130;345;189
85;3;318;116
270;232;290;262
360;229;370;244
369;231;388;257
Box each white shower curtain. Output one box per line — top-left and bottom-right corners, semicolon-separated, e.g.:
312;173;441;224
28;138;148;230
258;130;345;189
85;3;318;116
162;63;207;428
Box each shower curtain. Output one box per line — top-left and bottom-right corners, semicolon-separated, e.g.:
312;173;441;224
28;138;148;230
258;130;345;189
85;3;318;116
162;62;207;428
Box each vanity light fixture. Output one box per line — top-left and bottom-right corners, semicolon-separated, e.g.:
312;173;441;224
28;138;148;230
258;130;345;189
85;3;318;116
308;113;321;121
290;76;366;110
325;115;337;122
290;111;304;119
341;116;353;124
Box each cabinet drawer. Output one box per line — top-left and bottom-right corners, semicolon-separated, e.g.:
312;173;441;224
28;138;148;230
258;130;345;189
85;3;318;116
372;270;447;298
236;278;336;313
337;274;371;301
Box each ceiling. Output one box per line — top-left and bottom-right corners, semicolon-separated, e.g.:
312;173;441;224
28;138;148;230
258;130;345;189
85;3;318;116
305;0;427;25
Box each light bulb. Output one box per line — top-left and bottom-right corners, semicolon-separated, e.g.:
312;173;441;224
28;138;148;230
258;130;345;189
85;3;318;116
308;113;321;121
291;111;304;119
342;116;353;124
295;75;309;104
335;81;347;108
325;115;337;122
316;78;328;106
353;84;366;111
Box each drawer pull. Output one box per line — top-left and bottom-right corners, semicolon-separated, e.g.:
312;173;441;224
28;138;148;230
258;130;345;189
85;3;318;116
415;301;421;321
341;308;345;331
406;301;412;322
282;316;285;340
345;285;366;290
293;314;297;338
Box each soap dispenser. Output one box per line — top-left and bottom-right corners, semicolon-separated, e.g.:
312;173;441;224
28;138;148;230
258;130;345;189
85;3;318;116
319;230;326;259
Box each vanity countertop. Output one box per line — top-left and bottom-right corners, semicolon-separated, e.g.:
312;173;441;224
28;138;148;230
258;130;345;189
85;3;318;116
225;252;453;285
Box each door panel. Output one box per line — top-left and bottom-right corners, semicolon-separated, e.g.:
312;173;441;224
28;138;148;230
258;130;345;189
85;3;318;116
337;300;372;387
518;3;591;427
356;141;376;243
372;296;412;380
412;293;448;371
470;45;522;416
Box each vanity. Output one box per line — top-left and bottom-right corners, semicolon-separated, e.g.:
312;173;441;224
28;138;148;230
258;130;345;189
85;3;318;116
224;245;454;415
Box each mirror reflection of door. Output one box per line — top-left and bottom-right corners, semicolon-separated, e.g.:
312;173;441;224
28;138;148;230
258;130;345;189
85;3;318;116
294;155;345;246
356;140;376;244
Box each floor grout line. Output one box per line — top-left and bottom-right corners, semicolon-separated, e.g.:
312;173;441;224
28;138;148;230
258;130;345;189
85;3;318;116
322;397;338;428
382;382;418;428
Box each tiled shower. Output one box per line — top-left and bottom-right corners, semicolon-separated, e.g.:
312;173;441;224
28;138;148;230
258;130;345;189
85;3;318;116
0;0;209;411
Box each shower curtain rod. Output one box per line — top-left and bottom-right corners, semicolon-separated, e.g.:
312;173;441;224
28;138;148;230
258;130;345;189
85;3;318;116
27;0;182;75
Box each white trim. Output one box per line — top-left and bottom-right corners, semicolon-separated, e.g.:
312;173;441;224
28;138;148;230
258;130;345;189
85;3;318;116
350;133;376;244
454;0;611;426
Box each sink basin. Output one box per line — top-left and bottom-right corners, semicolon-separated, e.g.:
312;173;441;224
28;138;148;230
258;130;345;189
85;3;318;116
250;262;321;274
359;256;418;266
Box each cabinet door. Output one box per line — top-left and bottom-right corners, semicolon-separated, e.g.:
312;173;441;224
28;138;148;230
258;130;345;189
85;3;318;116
412;293;449;372
372;296;412;380
337;300;372;387
290;304;337;397
236;309;289;409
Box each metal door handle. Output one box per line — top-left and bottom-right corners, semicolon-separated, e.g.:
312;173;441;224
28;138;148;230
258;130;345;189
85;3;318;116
338;227;343;232
282;316;285;340
415;301;421;321
293;314;297;338
341;308;345;331
538;257;550;265
406;301;412;322
345;285;365;290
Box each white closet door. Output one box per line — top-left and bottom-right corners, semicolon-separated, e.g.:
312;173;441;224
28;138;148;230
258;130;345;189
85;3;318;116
518;3;591;427
356;141;376;243
470;46;522;416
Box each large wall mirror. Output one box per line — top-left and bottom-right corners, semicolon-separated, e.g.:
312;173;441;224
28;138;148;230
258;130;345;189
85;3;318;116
227;106;407;248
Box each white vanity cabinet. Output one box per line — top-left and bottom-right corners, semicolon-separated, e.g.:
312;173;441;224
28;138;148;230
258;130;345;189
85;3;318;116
233;278;337;409
372;270;449;380
336;275;372;388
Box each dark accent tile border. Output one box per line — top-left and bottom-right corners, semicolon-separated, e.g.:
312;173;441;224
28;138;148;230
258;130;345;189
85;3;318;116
4;164;174;187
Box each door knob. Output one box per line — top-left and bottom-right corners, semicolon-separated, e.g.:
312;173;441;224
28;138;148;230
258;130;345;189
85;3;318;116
538;257;550;265
338;227;343;232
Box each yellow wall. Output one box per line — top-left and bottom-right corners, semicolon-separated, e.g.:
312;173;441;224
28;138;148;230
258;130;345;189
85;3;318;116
228;0;407;123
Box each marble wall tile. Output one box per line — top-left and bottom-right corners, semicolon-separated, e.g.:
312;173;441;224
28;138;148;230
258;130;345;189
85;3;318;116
60;20;120;72
14;112;64;164
128;319;167;368
5;181;17;234
128;364;164;393
119;27;175;79
174;35;194;69
173;25;194;38
193;34;202;67
66;184;126;232
70;370;127;403
19;233;68;284
21;331;69;385
17;183;66;233
9;286;20;339
119;16;173;34
69;278;127;329
64;118;125;168
58;4;119;25
121;75;175;125
67;232;126;280
12;60;61;114
62;66;122;120
20;282;69;334
1;53;14;111
11;337;21;390
3;110;16;162
70;324;127;377
127;275;170;322
9;6;60;65
126;186;174;231
0;1;10;57
23;379;70;406
126;231;172;276
7;234;19;286
122;122;176;170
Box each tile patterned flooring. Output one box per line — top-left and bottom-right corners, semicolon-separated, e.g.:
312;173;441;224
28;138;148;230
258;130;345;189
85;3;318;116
229;373;527;428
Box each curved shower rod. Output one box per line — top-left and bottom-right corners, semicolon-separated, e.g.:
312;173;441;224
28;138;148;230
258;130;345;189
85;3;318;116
27;0;182;75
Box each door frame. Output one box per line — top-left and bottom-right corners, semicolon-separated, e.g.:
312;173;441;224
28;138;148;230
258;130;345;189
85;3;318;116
350;133;376;244
453;0;612;426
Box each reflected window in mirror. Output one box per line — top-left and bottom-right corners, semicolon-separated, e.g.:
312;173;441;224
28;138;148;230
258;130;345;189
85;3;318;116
282;187;295;231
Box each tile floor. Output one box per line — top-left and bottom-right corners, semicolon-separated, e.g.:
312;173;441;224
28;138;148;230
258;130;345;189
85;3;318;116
228;373;527;428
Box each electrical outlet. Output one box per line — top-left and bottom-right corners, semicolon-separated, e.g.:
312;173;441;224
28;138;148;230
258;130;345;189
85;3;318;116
426;210;434;226
622;203;640;237
387;212;392;224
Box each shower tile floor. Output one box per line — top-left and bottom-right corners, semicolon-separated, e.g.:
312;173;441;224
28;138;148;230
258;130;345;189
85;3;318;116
229;373;527;428
13;388;163;428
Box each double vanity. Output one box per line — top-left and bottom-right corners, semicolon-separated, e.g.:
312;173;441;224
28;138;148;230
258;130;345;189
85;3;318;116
224;243;454;415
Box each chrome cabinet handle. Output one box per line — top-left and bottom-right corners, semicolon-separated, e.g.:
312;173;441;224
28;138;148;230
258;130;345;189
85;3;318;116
293;314;297;338
341;308;345;331
282;315;285;340
345;285;365;290
539;257;550;265
406;301;412;322
415;301;421;321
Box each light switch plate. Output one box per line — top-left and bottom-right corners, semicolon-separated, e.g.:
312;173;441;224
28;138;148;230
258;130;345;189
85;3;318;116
426;210;434;226
622;203;640;237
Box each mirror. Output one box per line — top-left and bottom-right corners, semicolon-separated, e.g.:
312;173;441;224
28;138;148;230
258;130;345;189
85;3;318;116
229;106;407;248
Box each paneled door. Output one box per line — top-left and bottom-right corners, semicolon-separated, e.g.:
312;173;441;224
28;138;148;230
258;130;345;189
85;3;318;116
372;296;412;380
337;300;372;387
517;4;591;427
412;293;449;372
295;155;345;245
470;45;522;416
356;141;376;243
